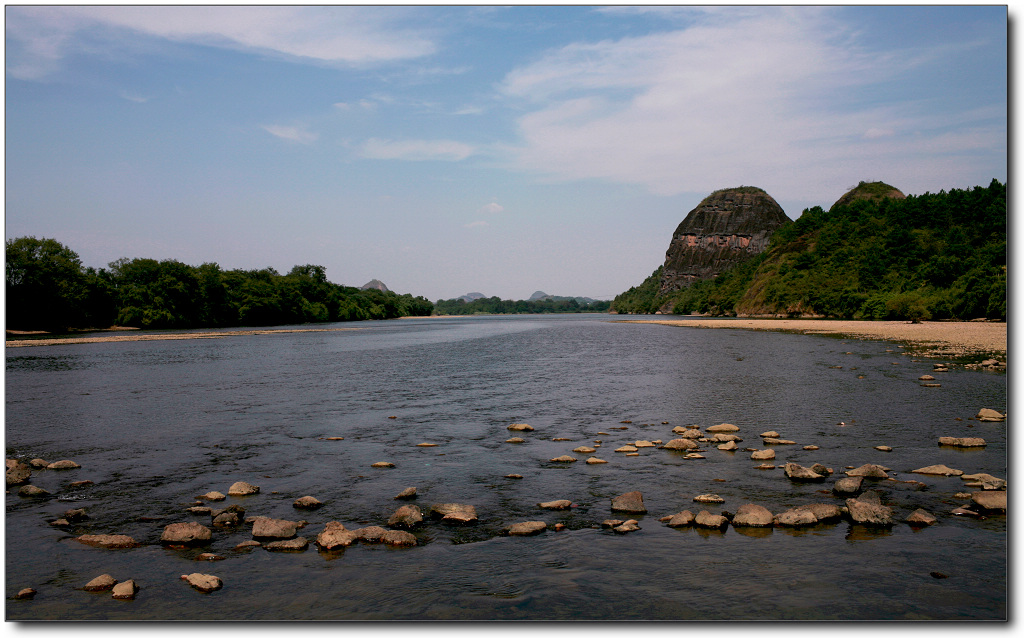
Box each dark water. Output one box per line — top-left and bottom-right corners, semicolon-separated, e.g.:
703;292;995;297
5;315;1006;620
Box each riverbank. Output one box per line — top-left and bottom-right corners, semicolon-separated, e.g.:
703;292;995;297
5;327;359;348
620;319;1007;358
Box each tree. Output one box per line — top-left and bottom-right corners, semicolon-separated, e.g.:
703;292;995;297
5;236;88;331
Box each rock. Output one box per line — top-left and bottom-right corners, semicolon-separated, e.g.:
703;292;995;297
264;537;309;552
293;496;323;510
416;443;438;447
784;463;825;482
573;446;596;453
111;580;138;600
388;504;423;528
707;423;740;433
69;480;94;488
538;499;572;510
586;458;608;464
227;481;259;496
710;433;742;442
762;438;797;445
14;588;37;600
188;506;213;515
685;453;706;459
919;375;936;381
46;460;80;470
28;458;49;469
196;553;224;561
234;540;262;549
754;463;775;469
201;491;226;501
614;445;638;453
507;423;535;432
382;530;418;546
694;510;729;529
809;463;833;476
846;492;894;526
316;522;358;549
693;494;724;504
750;449;775;460
552;438;572;442
875;445;893;452
506;521;547;536
182;573;223;593
717;441;738;451
601;519;624;528
912;464;963;477
774;508;818;527
506;474;524;479
395;487;418;500
678;429;703;440
971;491;1007;513
613;520;641;534
961;473;1006;490
666;510;695;527
76;534;138;549
906;509;938;526
371;461;396;468
17;485;50;497
212;506;244;527
506;437;525;443
610;491;647;513
938;437;986;448
732;503;773;527
549;455;577;463
251;517;298;540
833;476;864;496
354;526;388;543
846;464;890;479
6;459;32;485
84;574;118;591
951;507;983;518
161;522;212;545
661;438;698;451
976;408;1006;422
431;503;478;524
796;503;842;522
921;383;941;388
760;431;780;438
803;445;820;451
634;441;656;448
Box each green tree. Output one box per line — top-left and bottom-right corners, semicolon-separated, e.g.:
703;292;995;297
5;237;89;331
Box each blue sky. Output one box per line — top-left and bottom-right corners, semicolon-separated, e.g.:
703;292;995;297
4;5;1007;302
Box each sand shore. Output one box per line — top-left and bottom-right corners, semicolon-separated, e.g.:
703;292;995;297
5;327;358;348
620;318;1007;358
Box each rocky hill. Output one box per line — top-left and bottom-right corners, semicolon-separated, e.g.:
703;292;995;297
829;181;905;212
659;186;791;296
360;279;390;292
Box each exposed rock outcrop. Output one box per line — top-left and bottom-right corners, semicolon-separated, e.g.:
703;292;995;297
659;187;790;296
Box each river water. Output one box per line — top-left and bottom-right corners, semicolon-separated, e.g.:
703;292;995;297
5;315;1007;620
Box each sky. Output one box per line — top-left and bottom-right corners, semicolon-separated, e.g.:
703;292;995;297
4;4;1008;302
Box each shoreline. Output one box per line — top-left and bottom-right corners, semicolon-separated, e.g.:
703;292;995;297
619;318;1007;358
5;327;359;348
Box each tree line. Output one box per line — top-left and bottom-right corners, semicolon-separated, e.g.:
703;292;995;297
434;296;611;315
5;237;433;332
612;179;1006;321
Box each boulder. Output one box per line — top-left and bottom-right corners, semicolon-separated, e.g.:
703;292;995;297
84;574;118;592
293;496;323;510
251;517;298;540
693;494;724;504
833;476;864;496
759;431;780;438
383;530;418;546
14;588;37;600
938;437;986;448
371;461;395;468
76;534;139;549
976;408;1005;422
846;492;894;526
601;519;625;528
971;491;1007;513
613;520;641;534
200;491;226;501
662;438;698;451
549;455;577;463
774;508;818;527
46;460;80;470
111;580;138;600
846;464;890;479
610;491;647;514
614;445;638;453
717;441;738;451
666;510;695;527
505;437;525;443
212;507;244;527
961;473;1006;490
809;463;833;476
573;446;596;453
18;485;50;497
161;522;213;545
538;500;572;510
634;441;657;448
906;509;938;526
263;537;309;552
388;504;423;529
679;429;703;440
181;573;223;593
507;423;535;431
750;449;775;460
711;433;742;442
354;526;388;543
707;423;739;433
6;459;32;485
227;481;260;496
694;510;729;529
395;487;418;500
316;522;358;549
506;521;548;536
732;503;774;527
784;463;825;482
586;458;608;464
912;464;963;477
796;503;843;522
431;503;478;524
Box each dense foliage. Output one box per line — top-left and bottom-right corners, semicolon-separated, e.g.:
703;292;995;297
5;238;433;332
612;179;1006;321
434;296;611;315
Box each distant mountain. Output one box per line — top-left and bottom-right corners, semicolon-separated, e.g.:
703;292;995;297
360;279;389;292
528;290;549;301
458;292;486;303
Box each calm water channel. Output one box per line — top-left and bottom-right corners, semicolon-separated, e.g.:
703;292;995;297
5;315;1007;620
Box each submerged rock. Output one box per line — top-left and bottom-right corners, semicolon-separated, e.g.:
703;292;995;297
431;503;478;524
371;461;396;468
846;464;890;479
200;491;226;501
264;537;309;552
707;423;740;433
961;474;1006;490
573;446;596;453
388;504;424;529
833;476;864;496
615;445;638;453
762;438;797;445
938;437;986;448
750;449;775;460
549;455;577;463
46;460;81;470
846;491;894;526
383;530;417;546
613;520;641;534
507;423;535;432
538;499;572;510
975;408;1006;422
906;509;938;526
76;534;139;549
912;465;963;477
693;494;724;504
18;485;50;497
796;503;842;522
586;457;608;464
774;508;818;527
395;487;418;500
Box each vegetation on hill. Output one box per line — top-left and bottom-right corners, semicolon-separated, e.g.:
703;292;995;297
434;295;611;315
612;179;1006;321
5;237;433;332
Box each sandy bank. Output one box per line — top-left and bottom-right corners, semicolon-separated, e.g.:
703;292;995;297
5;327;358;348
620;319;1006;358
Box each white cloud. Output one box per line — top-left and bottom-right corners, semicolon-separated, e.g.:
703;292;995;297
478;202;504;215
361;138;476;161
6;6;436;79
500;7;1005;204
262;124;318;144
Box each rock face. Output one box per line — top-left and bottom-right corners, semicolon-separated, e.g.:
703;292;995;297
659;187;790;296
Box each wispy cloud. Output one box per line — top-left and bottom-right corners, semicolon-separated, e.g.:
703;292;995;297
6;6;436;79
118;90;150;103
361;138;476;161
478;202;504;215
262;124;318;144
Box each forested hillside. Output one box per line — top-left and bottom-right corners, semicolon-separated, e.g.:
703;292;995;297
612;179;1006;321
434;296;611;315
5;237;433;332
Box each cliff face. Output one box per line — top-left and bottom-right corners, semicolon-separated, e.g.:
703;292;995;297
659;187;790;295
